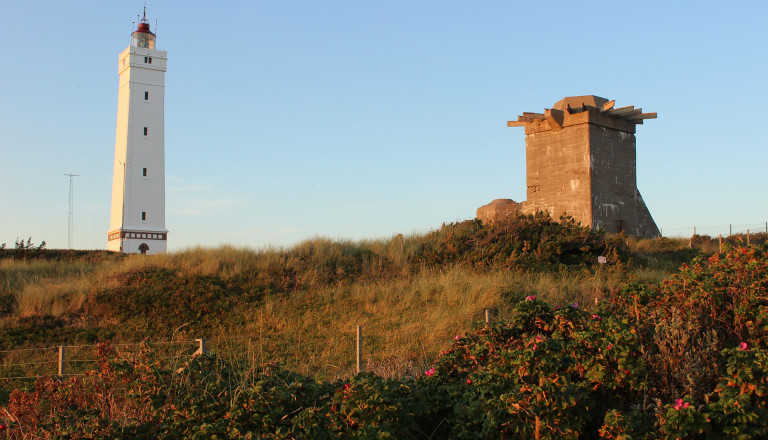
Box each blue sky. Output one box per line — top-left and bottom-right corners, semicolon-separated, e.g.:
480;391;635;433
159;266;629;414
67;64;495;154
1;1;766;250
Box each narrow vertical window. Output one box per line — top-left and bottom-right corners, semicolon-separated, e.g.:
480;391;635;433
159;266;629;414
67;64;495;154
143;127;148;136
142;212;147;221
144;56;148;63
142;168;147;177
144;91;149;101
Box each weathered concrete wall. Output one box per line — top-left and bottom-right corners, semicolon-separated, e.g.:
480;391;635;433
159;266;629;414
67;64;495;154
587;116;659;237
523;123;592;226
589;124;637;233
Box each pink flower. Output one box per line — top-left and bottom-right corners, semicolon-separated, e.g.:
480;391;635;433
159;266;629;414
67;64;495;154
673;399;690;410
344;383;350;390
424;368;436;377
535;335;544;342
740;342;748;350
606;344;613;351
532;343;537;351
571;302;579;309
455;335;461;340
554;305;562;310
526;295;536;301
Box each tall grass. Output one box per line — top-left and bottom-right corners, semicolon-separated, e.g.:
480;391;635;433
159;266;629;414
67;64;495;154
188;267;641;380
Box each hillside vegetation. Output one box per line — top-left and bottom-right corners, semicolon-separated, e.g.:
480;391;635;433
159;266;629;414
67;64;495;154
1;214;647;375
1;214;767;438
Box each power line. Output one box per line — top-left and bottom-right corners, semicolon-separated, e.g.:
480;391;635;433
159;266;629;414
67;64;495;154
63;174;80;249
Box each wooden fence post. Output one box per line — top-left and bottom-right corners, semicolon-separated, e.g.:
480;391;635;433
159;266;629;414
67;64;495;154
485;309;490;324
356;325;362;374
730;224;732;236
58;346;65;376
194;338;207;356
747;230;750;246
719;234;722;253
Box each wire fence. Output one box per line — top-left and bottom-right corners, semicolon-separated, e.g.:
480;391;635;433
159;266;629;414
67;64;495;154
0;308;520;385
660;222;768;238
0;339;204;382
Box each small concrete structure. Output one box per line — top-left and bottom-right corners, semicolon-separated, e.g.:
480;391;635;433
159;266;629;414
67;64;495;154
478;95;660;238
476;199;523;224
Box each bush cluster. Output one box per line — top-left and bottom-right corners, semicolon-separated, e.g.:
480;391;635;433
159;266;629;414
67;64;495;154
416;213;629;272
83;265;261;336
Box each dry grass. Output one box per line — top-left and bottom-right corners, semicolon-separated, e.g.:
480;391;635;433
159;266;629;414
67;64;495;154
205;266;630;380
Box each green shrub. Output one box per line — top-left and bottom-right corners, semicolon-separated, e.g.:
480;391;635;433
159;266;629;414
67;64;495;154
416;212;629;272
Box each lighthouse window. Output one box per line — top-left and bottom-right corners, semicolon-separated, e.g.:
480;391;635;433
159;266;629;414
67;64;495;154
142;168;147;177
144;56;152;64
142;212;147;221
143;127;148;136
144;91;149;101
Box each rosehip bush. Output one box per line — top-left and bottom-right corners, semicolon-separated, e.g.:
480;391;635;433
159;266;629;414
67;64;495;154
415;298;647;439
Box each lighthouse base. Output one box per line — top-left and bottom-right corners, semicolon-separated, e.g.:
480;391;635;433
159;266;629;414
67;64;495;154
107;229;168;254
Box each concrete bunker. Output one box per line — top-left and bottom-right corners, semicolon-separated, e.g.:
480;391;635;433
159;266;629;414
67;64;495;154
478;95;660;238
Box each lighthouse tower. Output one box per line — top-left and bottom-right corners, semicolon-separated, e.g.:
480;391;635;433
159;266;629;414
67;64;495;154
107;11;168;254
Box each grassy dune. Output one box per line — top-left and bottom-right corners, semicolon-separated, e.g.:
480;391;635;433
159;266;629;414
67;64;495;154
1;217;761;381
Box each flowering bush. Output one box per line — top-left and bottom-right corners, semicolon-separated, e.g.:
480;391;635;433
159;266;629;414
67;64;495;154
418;296;647;439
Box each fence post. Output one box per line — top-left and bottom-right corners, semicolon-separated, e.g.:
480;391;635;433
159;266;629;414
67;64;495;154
765;222;767;234
747;230;750;246
719;234;722;253
485;309;490;324
194;338;207;356
730;224;732;236
58;345;65;376
356;325;362;374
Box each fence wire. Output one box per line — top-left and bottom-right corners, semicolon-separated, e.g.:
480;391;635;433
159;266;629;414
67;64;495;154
660;222;768;238
0;339;202;381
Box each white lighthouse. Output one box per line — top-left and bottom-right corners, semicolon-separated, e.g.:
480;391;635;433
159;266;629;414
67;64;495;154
107;11;168;254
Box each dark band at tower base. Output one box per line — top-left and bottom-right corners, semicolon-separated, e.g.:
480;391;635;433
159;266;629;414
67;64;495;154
478;95;660;239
